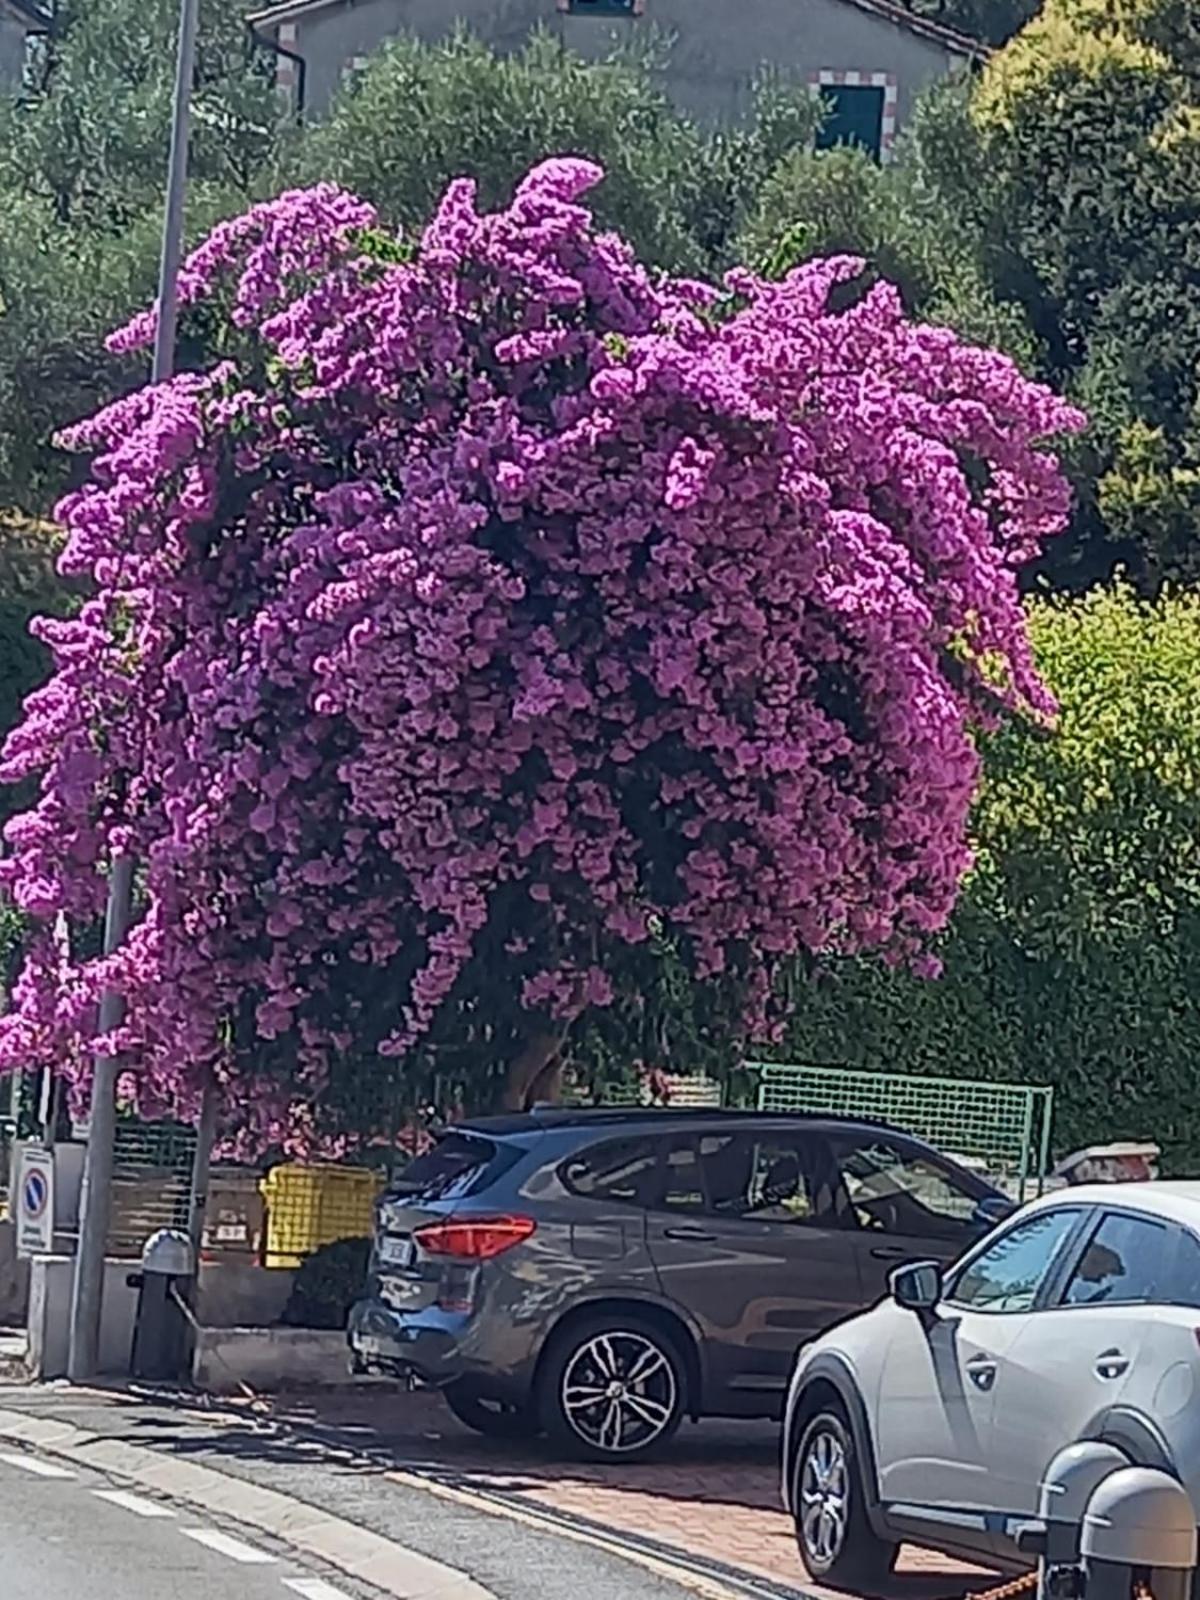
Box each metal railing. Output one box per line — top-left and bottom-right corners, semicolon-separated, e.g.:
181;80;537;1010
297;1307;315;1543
107;1120;198;1257
751;1060;1054;1199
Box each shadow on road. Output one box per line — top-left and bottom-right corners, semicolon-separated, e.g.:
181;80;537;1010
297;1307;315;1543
120;1384;999;1600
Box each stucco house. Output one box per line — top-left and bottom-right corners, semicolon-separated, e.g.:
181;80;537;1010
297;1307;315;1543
246;0;984;158
0;0;47;94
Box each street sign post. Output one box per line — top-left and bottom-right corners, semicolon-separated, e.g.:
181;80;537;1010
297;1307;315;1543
16;1146;55;1257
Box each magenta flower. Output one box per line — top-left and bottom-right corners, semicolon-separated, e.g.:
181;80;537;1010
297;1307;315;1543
0;161;1083;1148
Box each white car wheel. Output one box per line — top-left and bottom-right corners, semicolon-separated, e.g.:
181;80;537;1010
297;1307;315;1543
794;1408;897;1589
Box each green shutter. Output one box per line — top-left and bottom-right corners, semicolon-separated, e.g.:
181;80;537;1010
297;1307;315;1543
816;85;886;162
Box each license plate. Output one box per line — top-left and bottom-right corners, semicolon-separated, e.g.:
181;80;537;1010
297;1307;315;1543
378;1234;415;1269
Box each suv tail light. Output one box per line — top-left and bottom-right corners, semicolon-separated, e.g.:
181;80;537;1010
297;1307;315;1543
413;1214;536;1260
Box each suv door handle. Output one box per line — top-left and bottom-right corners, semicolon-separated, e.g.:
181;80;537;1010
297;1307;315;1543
965;1355;997;1392
870;1245;909;1261
662;1225;717;1242
1095;1349;1130;1380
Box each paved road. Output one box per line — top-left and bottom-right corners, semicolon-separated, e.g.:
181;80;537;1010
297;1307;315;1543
0;1442;375;1600
0;1385;740;1600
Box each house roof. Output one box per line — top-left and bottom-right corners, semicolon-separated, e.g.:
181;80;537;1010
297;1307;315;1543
246;0;987;60
0;0;51;27
833;0;987;57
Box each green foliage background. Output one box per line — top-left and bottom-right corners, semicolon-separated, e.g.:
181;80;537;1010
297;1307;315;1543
776;590;1200;1169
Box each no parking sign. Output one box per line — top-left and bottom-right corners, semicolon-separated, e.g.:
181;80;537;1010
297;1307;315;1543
15;1146;54;1257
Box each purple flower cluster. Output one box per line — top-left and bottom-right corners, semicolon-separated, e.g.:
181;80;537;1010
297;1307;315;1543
0;160;1083;1146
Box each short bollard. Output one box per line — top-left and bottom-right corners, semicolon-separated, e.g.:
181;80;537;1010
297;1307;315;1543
1081;1467;1197;1600
1025;1442;1131;1596
127;1228;195;1382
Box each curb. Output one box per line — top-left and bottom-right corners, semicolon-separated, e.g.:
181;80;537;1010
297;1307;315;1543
0;1404;494;1600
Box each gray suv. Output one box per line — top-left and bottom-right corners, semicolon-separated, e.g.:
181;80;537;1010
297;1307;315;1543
349;1108;1009;1461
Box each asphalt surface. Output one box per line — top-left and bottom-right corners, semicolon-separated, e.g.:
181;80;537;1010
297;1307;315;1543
0;1438;378;1600
0;1384;764;1600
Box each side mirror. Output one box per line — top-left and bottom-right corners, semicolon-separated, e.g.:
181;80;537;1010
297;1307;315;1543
891;1259;941;1312
972;1194;1015;1230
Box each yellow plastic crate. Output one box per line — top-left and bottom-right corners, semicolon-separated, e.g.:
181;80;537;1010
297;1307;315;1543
259;1162;383;1268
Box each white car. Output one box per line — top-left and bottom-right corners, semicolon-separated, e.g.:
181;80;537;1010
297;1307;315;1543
782;1182;1200;1589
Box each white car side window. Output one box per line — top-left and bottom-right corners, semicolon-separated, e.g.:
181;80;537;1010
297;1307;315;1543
1060;1211;1168;1306
947;1208;1079;1314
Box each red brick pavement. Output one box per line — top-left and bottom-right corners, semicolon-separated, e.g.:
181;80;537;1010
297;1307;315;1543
266;1388;997;1600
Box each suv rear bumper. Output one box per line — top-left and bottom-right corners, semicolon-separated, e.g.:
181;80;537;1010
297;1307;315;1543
347;1296;467;1386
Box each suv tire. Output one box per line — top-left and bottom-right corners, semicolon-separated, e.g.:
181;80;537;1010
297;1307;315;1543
793;1407;897;1589
444;1380;539;1440
538;1311;687;1462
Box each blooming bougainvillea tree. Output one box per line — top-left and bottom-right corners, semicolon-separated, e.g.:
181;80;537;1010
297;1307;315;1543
0;160;1083;1148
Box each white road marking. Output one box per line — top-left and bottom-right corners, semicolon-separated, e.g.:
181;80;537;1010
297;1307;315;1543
94;1487;176;1518
283;1580;353;1600
0;1452;74;1479
182;1527;277;1564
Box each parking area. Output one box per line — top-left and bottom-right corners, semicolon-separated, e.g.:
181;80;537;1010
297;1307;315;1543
265;1387;997;1600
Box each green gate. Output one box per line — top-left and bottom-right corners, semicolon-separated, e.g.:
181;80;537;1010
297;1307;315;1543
751;1061;1053;1199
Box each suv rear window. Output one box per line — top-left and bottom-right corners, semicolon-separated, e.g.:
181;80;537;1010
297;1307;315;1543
388;1132;508;1201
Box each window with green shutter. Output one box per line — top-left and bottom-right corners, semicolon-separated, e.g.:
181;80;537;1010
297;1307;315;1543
816;84;886;162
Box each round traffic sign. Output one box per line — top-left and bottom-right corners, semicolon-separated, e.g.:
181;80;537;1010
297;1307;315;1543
22;1168;48;1218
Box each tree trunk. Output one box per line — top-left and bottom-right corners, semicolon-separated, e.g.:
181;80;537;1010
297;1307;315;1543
501;1029;564;1111
526;1051;564;1108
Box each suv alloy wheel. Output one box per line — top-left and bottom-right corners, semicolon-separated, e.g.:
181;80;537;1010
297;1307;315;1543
538;1311;687;1462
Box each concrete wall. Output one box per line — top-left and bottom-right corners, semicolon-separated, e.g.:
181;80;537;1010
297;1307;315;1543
294;0;545;122
193;1326;352;1394
0;9;28;95
0;1222;29;1327
194;1261;295;1329
27;1256;139;1379
283;0;974;129
22;1254;300;1379
14;1251;295;1346
564;0;967;129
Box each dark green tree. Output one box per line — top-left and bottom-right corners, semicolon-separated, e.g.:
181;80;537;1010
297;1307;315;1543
899;0;1039;47
973;0;1200;588
0;0;280;510
735;86;1038;369
290;27;819;278
779;587;1200;1169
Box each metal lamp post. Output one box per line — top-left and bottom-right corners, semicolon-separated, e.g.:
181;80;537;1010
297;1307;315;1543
67;0;201;1382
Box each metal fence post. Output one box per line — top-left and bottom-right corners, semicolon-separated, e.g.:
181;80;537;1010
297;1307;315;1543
187;1079;217;1265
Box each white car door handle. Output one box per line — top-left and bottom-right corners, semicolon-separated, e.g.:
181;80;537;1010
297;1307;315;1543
965;1355;997;1392
1095;1349;1129;1380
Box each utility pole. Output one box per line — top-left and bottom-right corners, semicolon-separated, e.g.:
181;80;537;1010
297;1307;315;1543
187;1079;217;1265
67;0;200;1382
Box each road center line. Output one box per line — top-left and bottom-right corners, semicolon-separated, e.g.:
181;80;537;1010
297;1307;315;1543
182;1527;277;1563
0;1451;74;1479
94;1488;176;1518
283;1579;353;1600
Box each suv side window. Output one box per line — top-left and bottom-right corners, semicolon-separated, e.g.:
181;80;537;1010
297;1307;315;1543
949;1208;1079;1313
1060;1211;1170;1307
829;1133;983;1244
561;1138;659;1207
660;1132;745;1215
659;1130;829;1224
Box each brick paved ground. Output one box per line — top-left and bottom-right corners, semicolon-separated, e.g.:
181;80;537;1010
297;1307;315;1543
266;1387;997;1600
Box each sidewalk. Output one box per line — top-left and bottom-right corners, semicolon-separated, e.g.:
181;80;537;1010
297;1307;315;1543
0;1376;997;1600
261;1387;995;1600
